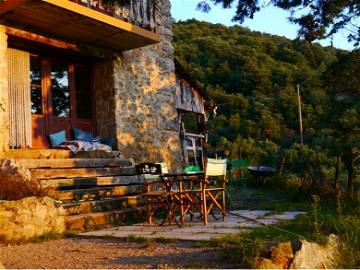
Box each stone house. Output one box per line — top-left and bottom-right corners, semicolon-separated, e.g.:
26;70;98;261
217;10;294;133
0;0;209;169
0;0;209;230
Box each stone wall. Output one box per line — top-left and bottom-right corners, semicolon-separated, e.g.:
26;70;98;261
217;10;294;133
0;196;65;241
0;26;9;152
95;0;182;170
93;59;117;141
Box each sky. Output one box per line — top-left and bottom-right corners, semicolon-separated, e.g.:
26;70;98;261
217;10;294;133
170;0;355;51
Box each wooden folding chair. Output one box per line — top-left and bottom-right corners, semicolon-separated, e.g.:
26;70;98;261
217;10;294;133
136;163;166;225
202;158;227;225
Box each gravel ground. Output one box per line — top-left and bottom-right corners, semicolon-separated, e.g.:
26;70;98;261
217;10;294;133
0;237;239;269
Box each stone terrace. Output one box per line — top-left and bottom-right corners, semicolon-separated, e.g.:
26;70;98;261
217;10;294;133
81;210;306;241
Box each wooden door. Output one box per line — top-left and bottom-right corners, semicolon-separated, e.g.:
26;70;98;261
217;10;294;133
30;56;94;148
47;59;72;139
31;55;47;148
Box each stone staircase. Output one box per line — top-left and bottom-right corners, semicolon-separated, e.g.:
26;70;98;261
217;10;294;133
12;151;146;232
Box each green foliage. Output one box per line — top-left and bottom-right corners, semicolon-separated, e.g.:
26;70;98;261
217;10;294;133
174;20;359;191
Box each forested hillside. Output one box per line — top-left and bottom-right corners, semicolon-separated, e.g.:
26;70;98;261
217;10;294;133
173;19;359;190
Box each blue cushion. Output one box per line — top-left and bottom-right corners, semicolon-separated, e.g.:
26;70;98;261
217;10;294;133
49;130;66;147
101;137;113;148
73;128;92;142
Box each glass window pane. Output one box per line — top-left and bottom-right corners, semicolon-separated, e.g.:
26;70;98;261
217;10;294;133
51;60;70;117
75;65;92;119
30;56;42;114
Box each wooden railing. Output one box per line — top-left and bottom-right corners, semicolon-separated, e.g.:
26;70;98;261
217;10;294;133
70;0;157;32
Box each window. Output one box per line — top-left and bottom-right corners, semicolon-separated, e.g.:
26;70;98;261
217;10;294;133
75;64;92;119
30;56;42;114
51;60;70;117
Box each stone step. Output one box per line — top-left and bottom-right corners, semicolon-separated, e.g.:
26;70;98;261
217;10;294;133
65;207;146;232
40;175;143;189
62;196;143;215
55;185;145;201
17;158;134;169
31;166;136;180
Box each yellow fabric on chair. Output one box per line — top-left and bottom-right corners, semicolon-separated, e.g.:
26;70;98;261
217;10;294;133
202;158;228;225
206;158;227;176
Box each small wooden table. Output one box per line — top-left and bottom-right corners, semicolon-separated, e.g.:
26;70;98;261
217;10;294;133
159;171;205;225
142;171;205;226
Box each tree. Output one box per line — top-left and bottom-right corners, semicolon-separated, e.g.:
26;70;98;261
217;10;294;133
322;50;360;192
197;0;360;46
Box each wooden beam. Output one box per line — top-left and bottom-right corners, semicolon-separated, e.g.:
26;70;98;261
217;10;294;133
5;26;114;59
31;167;137;180
5;26;80;51
0;0;27;15
17;158;133;169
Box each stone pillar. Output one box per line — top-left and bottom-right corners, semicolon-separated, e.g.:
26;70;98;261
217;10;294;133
112;0;182;170
0;25;9;152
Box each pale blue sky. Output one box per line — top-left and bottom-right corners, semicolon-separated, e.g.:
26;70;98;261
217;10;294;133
170;0;354;51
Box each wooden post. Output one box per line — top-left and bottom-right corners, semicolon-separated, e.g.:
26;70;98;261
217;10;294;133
297;84;304;144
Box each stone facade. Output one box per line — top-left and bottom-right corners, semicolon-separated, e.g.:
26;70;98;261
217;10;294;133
93;59;117;141
95;0;183;170
0;26;9;152
0;0;183;169
0;196;65;241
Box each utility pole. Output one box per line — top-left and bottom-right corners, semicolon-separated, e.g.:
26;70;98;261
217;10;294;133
296;84;304;144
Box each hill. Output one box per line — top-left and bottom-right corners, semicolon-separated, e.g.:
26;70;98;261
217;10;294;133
174;20;344;166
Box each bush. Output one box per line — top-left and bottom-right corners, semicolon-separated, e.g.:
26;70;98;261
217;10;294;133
0;159;50;200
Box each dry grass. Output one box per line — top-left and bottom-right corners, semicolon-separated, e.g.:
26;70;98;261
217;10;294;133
0;159;51;200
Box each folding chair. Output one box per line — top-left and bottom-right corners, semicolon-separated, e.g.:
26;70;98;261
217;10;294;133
202;158;227;225
136;163;165;225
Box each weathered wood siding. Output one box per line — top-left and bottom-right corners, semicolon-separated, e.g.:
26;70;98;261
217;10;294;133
73;0;156;32
176;77;205;115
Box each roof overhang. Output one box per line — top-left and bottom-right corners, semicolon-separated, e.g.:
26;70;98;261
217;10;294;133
0;0;161;51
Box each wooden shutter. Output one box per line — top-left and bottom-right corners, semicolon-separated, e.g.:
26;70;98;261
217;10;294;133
8;48;32;148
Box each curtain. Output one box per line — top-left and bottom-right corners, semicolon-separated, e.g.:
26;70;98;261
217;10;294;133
7;48;32;148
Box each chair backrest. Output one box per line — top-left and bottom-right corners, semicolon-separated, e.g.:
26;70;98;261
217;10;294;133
135;163;162;175
206;158;227;177
158;162;168;174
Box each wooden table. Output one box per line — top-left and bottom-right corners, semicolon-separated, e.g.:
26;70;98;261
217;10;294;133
143;171;205;226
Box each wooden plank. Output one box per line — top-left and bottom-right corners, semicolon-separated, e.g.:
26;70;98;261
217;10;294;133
62;195;143;215
40;175;143;188
64;207;146;231
56;185;145;201
0;0;28;15
0;149;72;159
18;158;133;169
5;26;80;51
31;167;137;180
1;0;160;51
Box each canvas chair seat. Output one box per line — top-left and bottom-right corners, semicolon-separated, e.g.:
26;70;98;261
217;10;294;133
202;158;227;225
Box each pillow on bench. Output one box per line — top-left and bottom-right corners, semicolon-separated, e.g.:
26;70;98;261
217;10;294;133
73;128;92;143
49;130;66;147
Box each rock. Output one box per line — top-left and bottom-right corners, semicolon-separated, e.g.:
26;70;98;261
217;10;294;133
271;242;294;268
253;242;294;269
0;196;65;241
290;234;340;269
253;258;279;269
254;235;339;269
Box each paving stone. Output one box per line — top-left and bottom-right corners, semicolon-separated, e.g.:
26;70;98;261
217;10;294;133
80;210;305;241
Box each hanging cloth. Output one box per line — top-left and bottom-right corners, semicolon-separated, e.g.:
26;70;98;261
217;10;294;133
7;48;32;148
